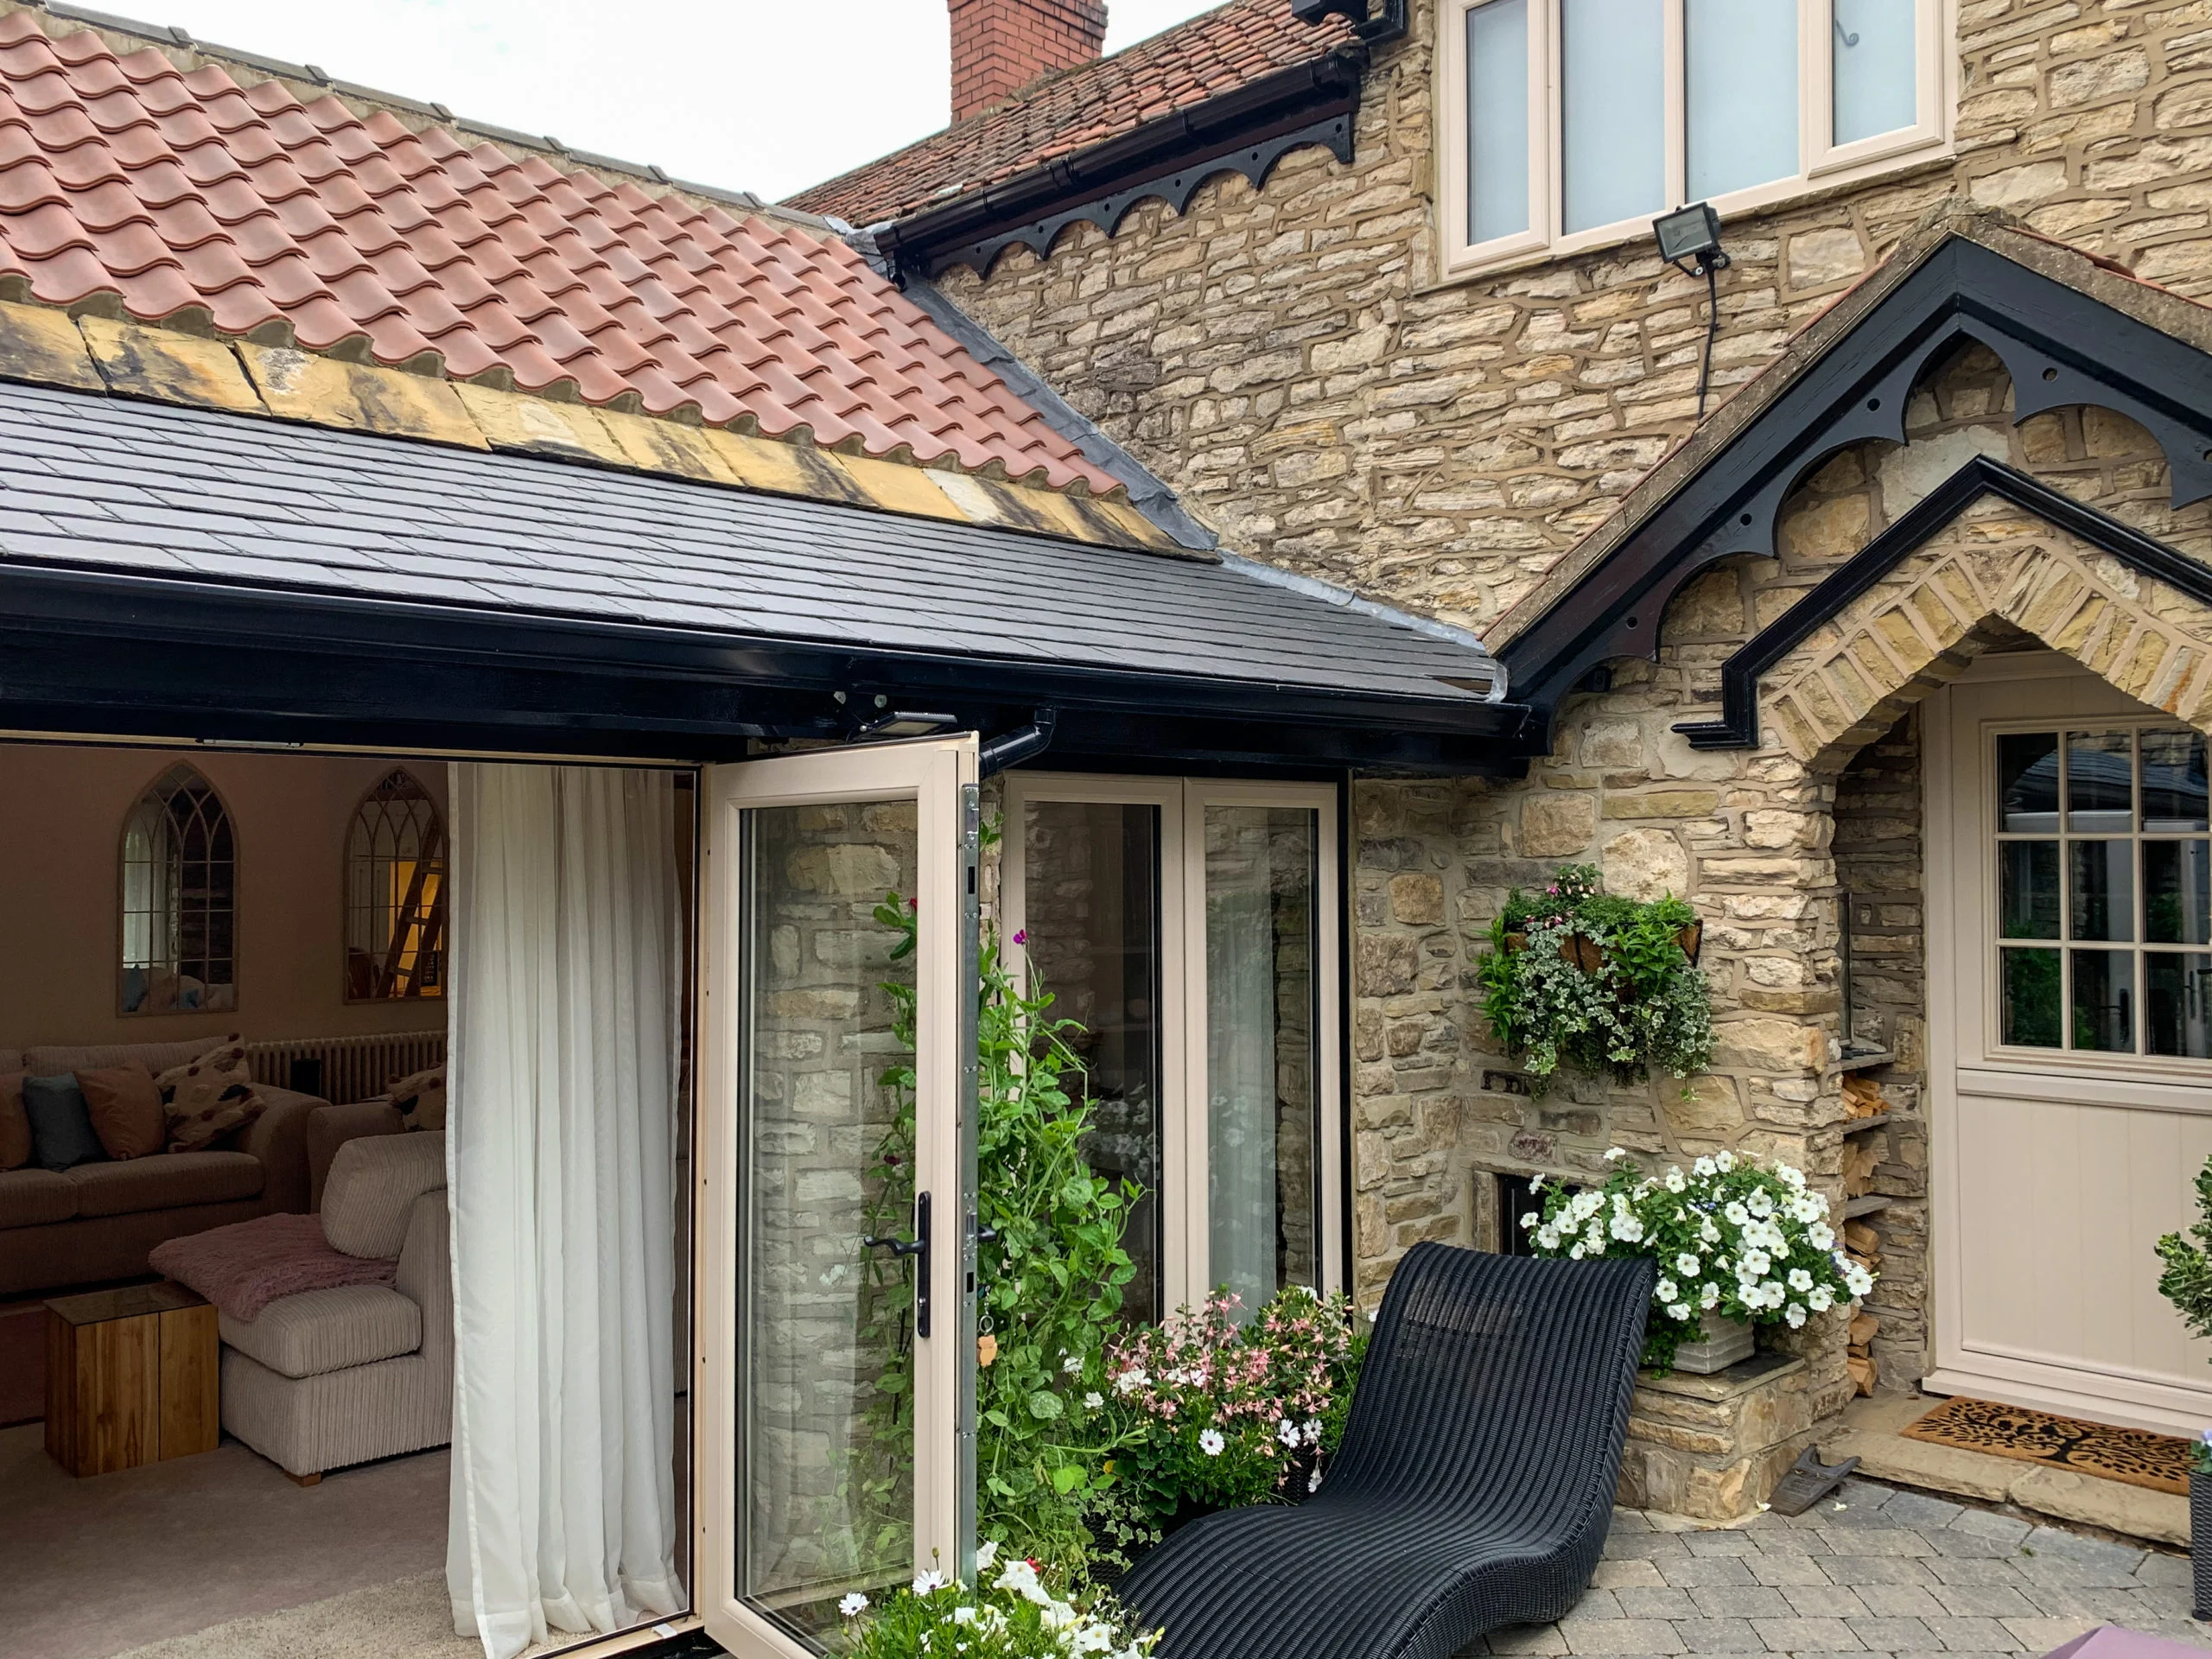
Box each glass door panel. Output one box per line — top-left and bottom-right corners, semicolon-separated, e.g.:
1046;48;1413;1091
699;737;977;1659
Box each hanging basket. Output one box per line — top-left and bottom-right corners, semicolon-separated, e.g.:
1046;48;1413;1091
1503;923;1700;972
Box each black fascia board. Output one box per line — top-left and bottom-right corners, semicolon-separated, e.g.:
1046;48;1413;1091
871;48;1365;280
0;562;1529;772
1673;455;2212;749
1498;236;2212;739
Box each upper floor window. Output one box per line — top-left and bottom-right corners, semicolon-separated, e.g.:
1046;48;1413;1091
1441;0;1949;276
346;768;447;1001
120;764;237;1015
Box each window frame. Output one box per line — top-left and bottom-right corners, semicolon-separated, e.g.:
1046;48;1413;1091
117;762;239;1018
342;766;448;1004
1438;0;1953;282
999;772;1344;1314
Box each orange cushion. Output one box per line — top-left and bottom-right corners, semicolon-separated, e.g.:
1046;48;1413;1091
0;1073;28;1171
78;1064;168;1161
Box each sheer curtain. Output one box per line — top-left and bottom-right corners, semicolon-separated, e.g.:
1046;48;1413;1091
446;763;683;1659
1206;829;1280;1319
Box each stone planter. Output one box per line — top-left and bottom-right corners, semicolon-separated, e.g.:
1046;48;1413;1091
1670;1315;1756;1376
2193;1469;2212;1620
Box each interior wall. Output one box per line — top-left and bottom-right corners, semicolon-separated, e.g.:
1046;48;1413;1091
0;743;449;1051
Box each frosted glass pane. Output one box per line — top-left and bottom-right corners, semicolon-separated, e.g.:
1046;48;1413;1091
1466;0;1530;244
1562;0;1666;233
1688;0;1798;199
1834;0;1917;145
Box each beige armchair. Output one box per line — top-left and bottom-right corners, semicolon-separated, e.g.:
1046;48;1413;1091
219;1131;450;1482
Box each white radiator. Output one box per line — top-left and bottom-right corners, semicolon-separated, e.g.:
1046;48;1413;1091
245;1031;446;1105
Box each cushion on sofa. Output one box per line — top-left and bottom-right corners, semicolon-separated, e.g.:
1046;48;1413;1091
0;1167;78;1228
26;1039;226;1078
67;1151;263;1218
218;1283;422;1380
156;1044;265;1154
0;1073;28;1171
23;1075;105;1171
321;1132;446;1259
79;1065;167;1160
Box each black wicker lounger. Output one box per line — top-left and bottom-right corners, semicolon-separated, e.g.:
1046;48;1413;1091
1121;1243;1657;1659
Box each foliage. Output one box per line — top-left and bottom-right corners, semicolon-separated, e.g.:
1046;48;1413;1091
1476;864;1712;1093
868;822;1143;1574
1522;1148;1874;1372
840;1546;1159;1659
2155;1158;2212;1373
1099;1287;1364;1540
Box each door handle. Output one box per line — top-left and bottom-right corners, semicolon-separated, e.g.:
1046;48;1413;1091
862;1190;931;1338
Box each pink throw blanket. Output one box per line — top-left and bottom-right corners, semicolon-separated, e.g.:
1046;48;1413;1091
149;1212;397;1322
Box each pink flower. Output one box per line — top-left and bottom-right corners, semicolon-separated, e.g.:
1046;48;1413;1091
1012;929;1027;944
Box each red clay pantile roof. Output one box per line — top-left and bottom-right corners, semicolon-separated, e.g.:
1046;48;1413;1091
0;10;1116;490
786;0;1355;227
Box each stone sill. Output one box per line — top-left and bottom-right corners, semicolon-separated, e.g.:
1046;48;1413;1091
1637;1350;1807;1403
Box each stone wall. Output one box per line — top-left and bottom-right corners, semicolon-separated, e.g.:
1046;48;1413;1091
937;0;2212;639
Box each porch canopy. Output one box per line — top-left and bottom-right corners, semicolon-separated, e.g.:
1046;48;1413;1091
0;376;1522;773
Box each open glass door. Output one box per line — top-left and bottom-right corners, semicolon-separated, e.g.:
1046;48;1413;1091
698;736;979;1656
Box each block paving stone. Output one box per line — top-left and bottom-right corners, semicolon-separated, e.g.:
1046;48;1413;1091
1476;1480;2205;1659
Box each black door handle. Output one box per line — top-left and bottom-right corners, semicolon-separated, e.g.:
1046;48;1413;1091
862;1190;931;1338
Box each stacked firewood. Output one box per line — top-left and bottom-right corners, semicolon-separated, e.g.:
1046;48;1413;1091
1842;1138;1881;1198
1841;1074;1887;1119
1843;1217;1883;1397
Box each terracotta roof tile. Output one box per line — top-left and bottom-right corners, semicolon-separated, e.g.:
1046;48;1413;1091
0;10;1115;491
786;0;1352;226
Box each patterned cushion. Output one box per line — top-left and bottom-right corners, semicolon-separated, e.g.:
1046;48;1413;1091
321;1132;445;1259
389;1064;446;1133
219;1284;422;1380
156;1042;267;1154
0;1073;27;1172
79;1064;167;1160
67;1151;263;1217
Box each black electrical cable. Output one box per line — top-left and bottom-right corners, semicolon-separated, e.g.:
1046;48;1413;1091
1696;259;1719;421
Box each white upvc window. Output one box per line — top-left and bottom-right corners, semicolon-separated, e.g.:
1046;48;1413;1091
1439;0;1952;278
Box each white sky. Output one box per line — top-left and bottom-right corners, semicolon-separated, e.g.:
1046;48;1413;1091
145;1;1224;205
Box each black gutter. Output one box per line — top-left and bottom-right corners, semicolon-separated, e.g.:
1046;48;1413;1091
0;563;1530;774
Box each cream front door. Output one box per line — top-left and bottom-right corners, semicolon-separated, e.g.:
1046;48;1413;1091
1929;651;2212;1434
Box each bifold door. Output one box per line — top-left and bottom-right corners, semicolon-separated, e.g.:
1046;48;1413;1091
697;737;979;1656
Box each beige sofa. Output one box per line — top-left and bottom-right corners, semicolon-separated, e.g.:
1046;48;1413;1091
219;1131;450;1480
0;1040;321;1298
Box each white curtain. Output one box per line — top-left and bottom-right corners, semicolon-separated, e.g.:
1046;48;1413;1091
1206;845;1280;1320
446;763;683;1659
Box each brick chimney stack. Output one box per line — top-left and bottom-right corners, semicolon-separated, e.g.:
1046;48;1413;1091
948;0;1108;122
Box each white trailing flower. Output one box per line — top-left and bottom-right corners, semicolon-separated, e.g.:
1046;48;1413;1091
1521;1211;1540;1230
1535;1227;1560;1250
976;1541;1000;1569
1700;1217;1722;1245
1609;1212;1646;1243
1605;1147;1628;1162
1807;1286;1834;1313
1664;1167;1687;1193
1784;1303;1808;1329
1808;1222;1835;1251
1700;1281;1721;1311
1656;1278;1679;1302
1567;1243;1586;1260
1789;1192;1827;1224
1740;1248;1772;1279
1745;1188;1776;1219
1308;1467;1324;1493
1713;1150;1736;1173
1667;1302;1691;1321
1787;1268;1814;1293
1693;1155;1717;1178
1675;1252;1701;1279
1723;1201;1751;1227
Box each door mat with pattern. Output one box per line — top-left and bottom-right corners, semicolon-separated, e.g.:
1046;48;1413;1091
1899;1395;2191;1495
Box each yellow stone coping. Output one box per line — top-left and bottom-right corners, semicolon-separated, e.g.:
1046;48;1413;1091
4;303;1193;558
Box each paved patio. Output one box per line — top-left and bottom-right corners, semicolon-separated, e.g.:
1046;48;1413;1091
1477;1479;2207;1658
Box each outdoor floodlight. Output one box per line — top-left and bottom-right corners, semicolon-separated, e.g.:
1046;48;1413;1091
1653;200;1728;276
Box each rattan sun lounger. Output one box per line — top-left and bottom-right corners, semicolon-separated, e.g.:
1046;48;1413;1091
1122;1243;1657;1659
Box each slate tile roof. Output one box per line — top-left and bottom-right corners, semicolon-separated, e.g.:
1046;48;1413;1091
0;9;1116;490
786;0;1354;227
0;375;1506;704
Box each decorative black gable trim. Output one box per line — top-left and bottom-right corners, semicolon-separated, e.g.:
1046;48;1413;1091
873;50;1363;281
1672;455;2212;749
1500;236;2212;739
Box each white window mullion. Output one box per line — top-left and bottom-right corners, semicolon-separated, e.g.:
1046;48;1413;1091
1663;0;1687;212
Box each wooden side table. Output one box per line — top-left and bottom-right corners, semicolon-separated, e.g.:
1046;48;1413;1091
45;1281;219;1476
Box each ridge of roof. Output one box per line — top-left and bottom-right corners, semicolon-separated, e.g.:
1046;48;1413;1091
0;296;1188;553
0;1;1131;499
785;0;1355;227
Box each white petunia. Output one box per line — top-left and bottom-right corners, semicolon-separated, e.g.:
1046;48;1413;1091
1199;1428;1225;1456
1790;1193;1827;1224
1700;1217;1722;1245
1788;1268;1814;1293
1740;1249;1771;1278
1745;1188;1775;1219
840;1592;870;1618
1656;1278;1679;1302
976;1541;1000;1569
1723;1201;1750;1227
1714;1151;1736;1173
1807;1286;1834;1313
954;1606;978;1625
1777;1161;1807;1190
1609;1214;1646;1243
1664;1166;1688;1193
1700;1282;1721;1310
1668;1302;1692;1321
1568;1243;1586;1260
1675;1252;1701;1278
1605;1147;1628;1161
1521;1211;1540;1230
1693;1156;1717;1178
1759;1280;1786;1308
1784;1303;1808;1329
1808;1222;1835;1251
1536;1228;1560;1251
1309;1467;1324;1493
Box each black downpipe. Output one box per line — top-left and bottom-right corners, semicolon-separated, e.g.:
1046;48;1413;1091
979;708;1058;777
